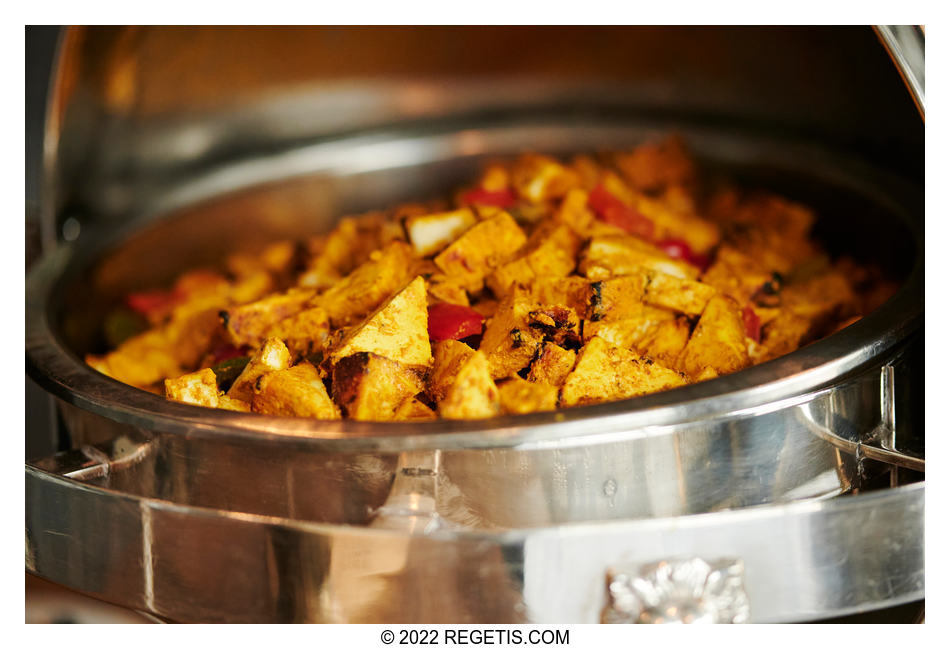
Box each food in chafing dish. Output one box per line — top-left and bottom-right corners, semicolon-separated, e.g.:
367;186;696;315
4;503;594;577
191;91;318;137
87;137;896;420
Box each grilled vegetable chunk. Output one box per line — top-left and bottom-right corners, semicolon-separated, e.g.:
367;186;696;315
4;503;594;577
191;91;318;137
406;207;477;257
393;397;438;421
433;211;527;292
299;213;406;290
438;350;501;420
529;276;596;316
613;136;697;193
782;271;857;330
527;305;581;348
529;275;648;322
643;270;718;317
330;276;432;368
583;304;676;349
226;240;298;284
221;288;316;348
511;154;580;203
478;291;545;379
165;368;219;408
580;235;700;281
497;376;558;414
526;342;577;387
265;306;331;359
228;337;293;402
428;339;477;401
586;276;650;321
317;241;415;327
635;317;691;367
701;246;775;306
487;222;581;296
252;362;340;419
678;295;751;378
217;395;251;412
332;352;425;421
86;295;225;388
561;336;688;407
553;188;597;236
751;308;811;363
633;194;721;256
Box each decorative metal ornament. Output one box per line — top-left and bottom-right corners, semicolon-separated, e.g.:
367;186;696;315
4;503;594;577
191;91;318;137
603;558;750;624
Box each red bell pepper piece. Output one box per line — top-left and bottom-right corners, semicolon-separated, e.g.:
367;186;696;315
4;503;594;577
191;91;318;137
461;187;518;208
427;303;485;341
742;305;762;343
125;289;182;318
587;184;655;240
656;238;711;271
208;343;247;365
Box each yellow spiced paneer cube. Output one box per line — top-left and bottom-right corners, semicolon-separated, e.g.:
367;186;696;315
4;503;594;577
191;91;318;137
526;342;577;387
433;211;527;292
428;339;477;402
701;245;774;306
437;350;501;420
678;295;751;378
487;222;581;296
298;213;406;290
228;337;293;402
265;306;331;359
393;397;438;421
165;367;219;408
317;241;416;327
217;394;251;412
583;304;676;350
580;235;700;281
252;362;340;419
511;154;581;203
222;288;316;348
331;352;425;421
612;136;697;193
753;308;812;363
497;376;558;414
329;276;432;368
478;291;545;379
635;317;691;367
560;336;688;407
632;193;721;256
405;207;477;257
642;270;718;317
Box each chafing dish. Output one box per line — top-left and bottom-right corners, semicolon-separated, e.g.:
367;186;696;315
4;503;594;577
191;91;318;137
26;26;924;623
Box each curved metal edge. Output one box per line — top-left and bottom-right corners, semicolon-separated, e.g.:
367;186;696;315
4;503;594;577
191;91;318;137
875;26;925;118
39;26;68;252
25;466;924;622
25;120;924;454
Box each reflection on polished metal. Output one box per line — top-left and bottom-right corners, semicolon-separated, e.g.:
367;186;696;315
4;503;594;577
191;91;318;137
875;25;925;116
26;466;923;623
603;558;749;624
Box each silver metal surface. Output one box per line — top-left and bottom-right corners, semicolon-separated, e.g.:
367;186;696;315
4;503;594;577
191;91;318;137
876;26;925;116
29;340;916;535
25;466;924;623
26;27;924;623
603;558;749;624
